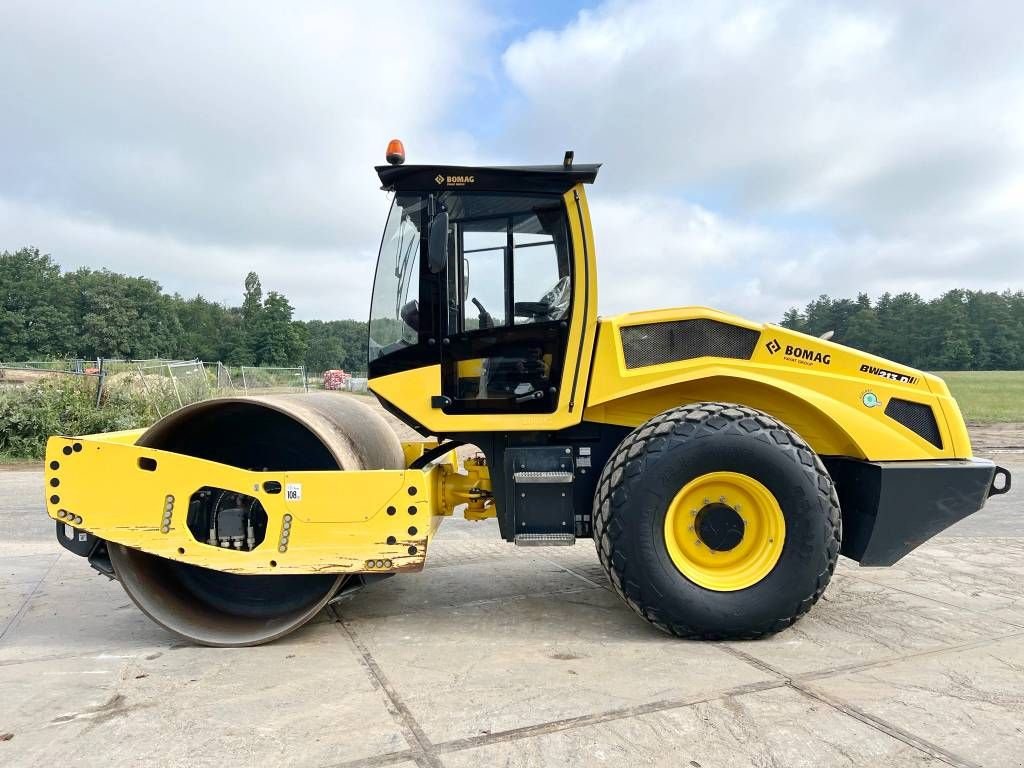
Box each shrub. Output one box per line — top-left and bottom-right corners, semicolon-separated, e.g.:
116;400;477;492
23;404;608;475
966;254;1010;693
0;378;157;459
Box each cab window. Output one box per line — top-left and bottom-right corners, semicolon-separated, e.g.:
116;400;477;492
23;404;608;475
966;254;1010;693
368;194;426;363
461;224;508;329
441;193;572;413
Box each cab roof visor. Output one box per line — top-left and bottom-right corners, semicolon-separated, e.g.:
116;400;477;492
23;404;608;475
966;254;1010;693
375;164;601;193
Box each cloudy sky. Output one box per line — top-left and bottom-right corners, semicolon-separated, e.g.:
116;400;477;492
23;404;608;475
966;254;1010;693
2;0;1022;322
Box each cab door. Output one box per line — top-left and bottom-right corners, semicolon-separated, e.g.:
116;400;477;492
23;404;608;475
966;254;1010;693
440;195;574;415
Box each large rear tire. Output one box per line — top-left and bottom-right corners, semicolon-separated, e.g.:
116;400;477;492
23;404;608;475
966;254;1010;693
593;402;841;639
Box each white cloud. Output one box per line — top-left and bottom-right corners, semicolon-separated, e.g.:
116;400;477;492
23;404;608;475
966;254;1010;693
589;195;1019;323
590;195;770;313
0;0;492;316
2;0;1023;326
499;0;1024;319
0;197;375;320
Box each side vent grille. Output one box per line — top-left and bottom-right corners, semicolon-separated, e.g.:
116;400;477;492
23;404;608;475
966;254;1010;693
884;398;943;449
620;319;760;369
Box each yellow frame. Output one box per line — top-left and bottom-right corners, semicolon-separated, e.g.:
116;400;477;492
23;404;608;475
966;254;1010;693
45;432;459;575
584;307;972;461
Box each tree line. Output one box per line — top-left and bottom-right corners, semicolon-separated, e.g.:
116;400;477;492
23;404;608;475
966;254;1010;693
780;290;1024;370
0;247;368;373
4;246;1023;372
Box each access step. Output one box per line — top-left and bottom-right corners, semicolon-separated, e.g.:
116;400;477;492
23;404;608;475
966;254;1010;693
514;533;576;546
513;471;574;484
505;446;577;542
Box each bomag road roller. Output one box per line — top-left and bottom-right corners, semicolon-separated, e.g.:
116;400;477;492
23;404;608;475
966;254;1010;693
44;143;1012;646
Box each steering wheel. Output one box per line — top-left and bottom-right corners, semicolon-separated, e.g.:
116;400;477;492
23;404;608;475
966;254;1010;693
513;301;550;320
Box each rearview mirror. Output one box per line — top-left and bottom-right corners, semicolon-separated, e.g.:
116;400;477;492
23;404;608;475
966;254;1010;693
427;210;449;273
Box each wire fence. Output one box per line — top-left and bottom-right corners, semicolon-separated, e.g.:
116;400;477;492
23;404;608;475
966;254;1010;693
239;366;308;394
0;365;102;396
129;361;214;417
0;358;312;417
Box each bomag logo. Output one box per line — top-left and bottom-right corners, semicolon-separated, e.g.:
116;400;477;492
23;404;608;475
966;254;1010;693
783;344;831;366
436;174;475;186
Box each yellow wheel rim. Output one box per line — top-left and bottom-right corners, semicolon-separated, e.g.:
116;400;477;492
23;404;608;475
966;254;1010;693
663;471;785;591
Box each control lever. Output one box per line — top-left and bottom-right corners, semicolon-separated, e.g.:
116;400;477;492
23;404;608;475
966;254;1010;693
515;390;545;404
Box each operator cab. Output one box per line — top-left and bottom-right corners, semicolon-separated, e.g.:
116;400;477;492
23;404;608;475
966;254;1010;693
368;152;599;417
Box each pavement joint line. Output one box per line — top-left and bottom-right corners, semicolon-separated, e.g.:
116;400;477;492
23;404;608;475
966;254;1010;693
0;650;105;668
713;643;789;680
718;625;996;768
450;584;598;609
0;582;46;596
794;628;1024;684
717;627;1024;686
840;570;1024;630
337;584;601;623
538;555;610;591
331;607;444;768
429;678;787;755
0;551;62;644
716;626;1024;767
790;682;982;768
319;748;420;768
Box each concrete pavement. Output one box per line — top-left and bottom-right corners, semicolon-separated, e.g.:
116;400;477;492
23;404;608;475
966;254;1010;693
1;447;1022;768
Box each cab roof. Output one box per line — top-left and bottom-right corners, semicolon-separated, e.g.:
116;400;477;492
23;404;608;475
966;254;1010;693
375;164;601;194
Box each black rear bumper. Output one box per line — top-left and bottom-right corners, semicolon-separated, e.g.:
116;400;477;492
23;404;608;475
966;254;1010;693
824;458;1011;566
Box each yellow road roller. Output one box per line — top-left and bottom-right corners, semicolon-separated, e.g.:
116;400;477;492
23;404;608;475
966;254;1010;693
45;144;1011;646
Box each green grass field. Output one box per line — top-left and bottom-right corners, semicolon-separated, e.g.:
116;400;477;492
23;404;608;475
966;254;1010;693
936;371;1024;423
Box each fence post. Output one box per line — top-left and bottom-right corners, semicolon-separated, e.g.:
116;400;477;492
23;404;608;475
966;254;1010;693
136;363;162;418
168;362;183;409
216;362;230;391
197;361;211;401
95;358;106;407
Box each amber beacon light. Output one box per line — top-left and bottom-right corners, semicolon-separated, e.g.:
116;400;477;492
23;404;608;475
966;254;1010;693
385;139;405;165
